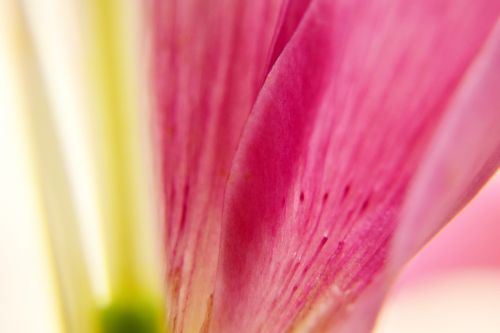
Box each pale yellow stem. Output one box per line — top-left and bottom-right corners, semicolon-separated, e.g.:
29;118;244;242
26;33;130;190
82;0;165;331
7;2;97;333
7;0;165;331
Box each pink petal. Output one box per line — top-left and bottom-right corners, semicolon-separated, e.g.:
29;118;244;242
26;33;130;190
267;0;314;71
390;21;500;270
210;1;499;332
151;0;304;331
341;21;500;333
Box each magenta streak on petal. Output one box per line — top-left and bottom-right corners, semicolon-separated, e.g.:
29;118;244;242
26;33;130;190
211;1;499;332
150;0;311;331
266;0;314;72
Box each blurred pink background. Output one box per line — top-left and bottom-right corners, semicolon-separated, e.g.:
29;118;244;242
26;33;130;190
376;171;500;332
394;170;500;292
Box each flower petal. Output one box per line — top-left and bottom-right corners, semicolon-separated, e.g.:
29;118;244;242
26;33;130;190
151;1;299;331
390;21;500;270
267;0;314;70
329;18;500;333
210;1;499;332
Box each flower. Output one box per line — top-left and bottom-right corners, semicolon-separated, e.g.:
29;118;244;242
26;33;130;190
3;0;499;332
151;0;500;332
